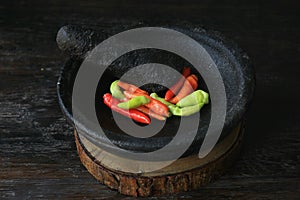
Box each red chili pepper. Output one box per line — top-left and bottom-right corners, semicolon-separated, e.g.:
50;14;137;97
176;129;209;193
136;106;166;121
103;93;150;124
165;67;191;101
117;81;148;95
123;91;170;117
169;74;198;104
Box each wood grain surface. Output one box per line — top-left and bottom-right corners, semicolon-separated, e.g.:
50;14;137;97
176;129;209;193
75;123;243;197
1;0;299;199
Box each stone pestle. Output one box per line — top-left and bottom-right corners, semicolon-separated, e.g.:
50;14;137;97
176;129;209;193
56;25;106;59
55;25;186;93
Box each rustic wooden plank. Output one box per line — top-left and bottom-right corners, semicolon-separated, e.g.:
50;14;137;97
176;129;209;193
0;0;299;199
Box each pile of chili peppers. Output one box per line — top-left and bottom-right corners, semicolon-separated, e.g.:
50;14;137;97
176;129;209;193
103;67;209;124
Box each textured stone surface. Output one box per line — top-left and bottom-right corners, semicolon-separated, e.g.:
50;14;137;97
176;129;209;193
57;23;255;154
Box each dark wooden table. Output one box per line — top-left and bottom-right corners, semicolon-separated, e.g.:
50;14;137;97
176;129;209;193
1;1;299;199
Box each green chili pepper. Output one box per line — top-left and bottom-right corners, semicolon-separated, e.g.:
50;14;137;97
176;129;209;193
176;90;209;107
200;90;209;104
110;80;125;100
169;103;205;116
117;96;150;109
150;93;173;106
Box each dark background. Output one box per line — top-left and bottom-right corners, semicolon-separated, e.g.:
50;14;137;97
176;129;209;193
1;0;299;199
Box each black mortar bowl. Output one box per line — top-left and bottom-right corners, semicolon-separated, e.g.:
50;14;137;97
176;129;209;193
57;23;255;158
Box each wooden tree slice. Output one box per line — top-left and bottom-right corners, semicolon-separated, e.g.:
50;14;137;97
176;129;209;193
74;123;244;197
